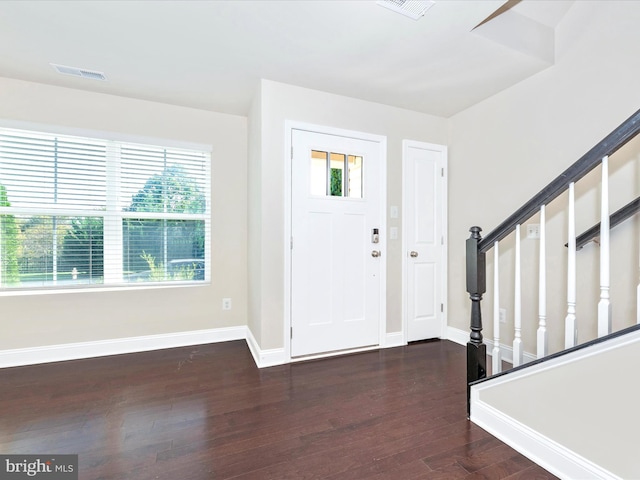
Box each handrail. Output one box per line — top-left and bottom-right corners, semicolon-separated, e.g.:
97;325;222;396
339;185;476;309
569;196;640;250
478;108;640;253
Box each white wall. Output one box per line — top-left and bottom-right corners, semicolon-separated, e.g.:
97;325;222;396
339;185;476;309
249;79;447;350
0;77;248;349
448;0;640;355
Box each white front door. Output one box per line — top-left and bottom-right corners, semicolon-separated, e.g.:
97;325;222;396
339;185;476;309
403;140;447;342
291;128;384;357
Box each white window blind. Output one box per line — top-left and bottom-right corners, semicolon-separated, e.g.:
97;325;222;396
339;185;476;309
0;126;210;291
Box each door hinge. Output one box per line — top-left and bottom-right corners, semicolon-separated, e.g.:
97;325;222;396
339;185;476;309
291;146;294;159
290;327;293;339
441;303;444;313
441;236;444;245
290;236;293;249
441;167;444;177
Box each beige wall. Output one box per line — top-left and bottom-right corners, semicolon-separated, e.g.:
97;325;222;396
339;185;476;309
448;0;640;354
249;79;447;350
0;77;248;349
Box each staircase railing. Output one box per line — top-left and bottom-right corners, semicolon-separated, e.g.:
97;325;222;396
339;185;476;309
572;195;640;250
466;108;640;415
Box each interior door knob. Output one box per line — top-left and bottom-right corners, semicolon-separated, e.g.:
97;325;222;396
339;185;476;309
371;250;381;257
410;251;418;257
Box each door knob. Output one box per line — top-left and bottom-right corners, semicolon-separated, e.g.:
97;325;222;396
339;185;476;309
410;251;418;258
371;250;381;258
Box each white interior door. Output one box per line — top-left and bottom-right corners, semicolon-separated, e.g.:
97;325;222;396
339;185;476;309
291;128;383;357
403;140;447;342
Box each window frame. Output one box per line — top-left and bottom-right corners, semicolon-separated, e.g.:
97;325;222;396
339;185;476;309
0;120;212;294
310;149;365;199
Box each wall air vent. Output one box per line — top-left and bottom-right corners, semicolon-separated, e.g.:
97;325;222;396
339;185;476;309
50;63;108;81
376;0;435;20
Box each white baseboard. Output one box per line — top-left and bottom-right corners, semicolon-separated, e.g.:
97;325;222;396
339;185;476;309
0;326;247;369
446;326;536;364
245;327;287;368
246;330;407;368
0;325;498;370
384;331;406;348
0;327;409;371
471;394;619;480
445;325;469;347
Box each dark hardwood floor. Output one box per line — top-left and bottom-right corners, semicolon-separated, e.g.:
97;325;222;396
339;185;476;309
0;340;557;479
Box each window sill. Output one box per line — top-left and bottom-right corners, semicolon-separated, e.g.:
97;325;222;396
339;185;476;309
0;281;211;297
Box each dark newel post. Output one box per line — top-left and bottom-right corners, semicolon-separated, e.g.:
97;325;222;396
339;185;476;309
466;226;486;417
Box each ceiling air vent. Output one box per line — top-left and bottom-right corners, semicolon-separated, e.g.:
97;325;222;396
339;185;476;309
50;63;107;81
376;0;435;20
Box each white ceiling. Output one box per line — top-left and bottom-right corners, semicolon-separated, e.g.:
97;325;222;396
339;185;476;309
0;0;575;117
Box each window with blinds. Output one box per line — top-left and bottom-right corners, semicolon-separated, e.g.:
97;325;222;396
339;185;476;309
0;126;210;291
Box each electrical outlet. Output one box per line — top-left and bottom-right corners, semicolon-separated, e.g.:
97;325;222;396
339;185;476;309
499;308;506;324
222;298;232;310
526;224;540;239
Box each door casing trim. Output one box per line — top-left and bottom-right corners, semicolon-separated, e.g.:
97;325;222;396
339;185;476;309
284;121;387;362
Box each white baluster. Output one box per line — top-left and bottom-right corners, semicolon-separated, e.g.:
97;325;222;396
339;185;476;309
565;182;577;348
513;224;523;367
492;241;501;374
598;156;612;337
537;205;547;358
